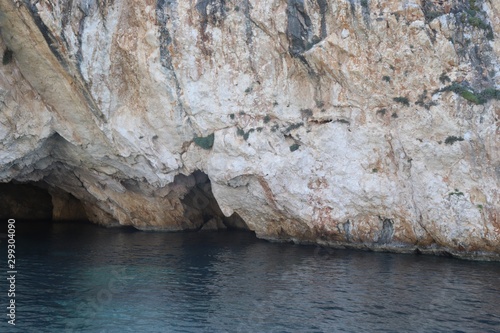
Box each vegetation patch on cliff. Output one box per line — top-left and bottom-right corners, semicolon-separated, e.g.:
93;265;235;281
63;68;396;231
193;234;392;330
289;143;300;152
194;133;215;150
284;122;304;134
393;96;410;107
458;0;495;40
464;16;494;40
421;0;444;23
448;189;465;197
236;127;254;141
444;136;464;145
415;90;438;109
422;0;494;40
437;83;500;105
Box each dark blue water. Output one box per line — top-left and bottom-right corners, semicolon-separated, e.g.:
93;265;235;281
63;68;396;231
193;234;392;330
1;221;500;333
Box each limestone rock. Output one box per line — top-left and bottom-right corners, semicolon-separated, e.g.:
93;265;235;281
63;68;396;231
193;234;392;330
0;0;499;259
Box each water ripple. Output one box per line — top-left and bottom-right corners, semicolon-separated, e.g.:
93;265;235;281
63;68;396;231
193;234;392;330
1;222;500;333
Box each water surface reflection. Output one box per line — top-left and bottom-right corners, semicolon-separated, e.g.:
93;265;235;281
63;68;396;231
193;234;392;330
1;222;499;332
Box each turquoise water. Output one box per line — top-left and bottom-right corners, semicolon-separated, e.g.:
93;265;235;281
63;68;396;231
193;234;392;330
1;221;500;332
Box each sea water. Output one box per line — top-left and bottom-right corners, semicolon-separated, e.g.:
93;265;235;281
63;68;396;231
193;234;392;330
1;221;499;333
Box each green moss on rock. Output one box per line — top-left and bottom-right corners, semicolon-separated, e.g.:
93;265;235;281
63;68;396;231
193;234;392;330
194;133;215;150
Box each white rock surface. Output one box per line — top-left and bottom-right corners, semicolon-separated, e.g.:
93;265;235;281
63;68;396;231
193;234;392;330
0;0;499;258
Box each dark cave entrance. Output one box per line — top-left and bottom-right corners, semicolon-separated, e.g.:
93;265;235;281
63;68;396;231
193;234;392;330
0;182;52;220
0;171;249;232
177;170;249;231
0;181;87;222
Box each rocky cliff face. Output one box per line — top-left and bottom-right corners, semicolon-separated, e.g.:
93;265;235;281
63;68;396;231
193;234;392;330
1;0;499;259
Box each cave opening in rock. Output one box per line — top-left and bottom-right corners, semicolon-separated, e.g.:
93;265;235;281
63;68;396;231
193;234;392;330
0;181;87;222
177;170;249;232
0;171;249;234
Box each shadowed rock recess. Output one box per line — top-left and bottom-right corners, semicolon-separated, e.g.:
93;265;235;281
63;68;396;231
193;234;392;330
0;0;499;259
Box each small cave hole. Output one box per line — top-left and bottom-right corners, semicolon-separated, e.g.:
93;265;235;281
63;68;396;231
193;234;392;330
176;170;250;232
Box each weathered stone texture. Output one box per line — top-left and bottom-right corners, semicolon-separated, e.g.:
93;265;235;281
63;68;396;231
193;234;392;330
0;0;499;258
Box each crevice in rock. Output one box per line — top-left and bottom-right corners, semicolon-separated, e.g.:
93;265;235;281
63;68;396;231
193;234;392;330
309;118;333;124
195;0;226;55
156;0;175;70
156;0;193;127
2;48;13;65
240;0;261;81
22;0;68;70
178;170;249;232
75;2;89;72
316;0;328;39
196;0;227;28
241;0;253;46
286;0;314;57
360;0;371;28
377;217;394;244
